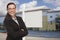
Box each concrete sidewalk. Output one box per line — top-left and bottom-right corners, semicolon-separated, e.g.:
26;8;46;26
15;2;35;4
0;33;60;40
25;36;60;40
0;33;7;40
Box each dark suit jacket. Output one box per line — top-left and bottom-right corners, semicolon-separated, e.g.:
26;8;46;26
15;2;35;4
4;14;28;40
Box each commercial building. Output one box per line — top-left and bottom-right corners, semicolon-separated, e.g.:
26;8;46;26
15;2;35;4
19;6;60;31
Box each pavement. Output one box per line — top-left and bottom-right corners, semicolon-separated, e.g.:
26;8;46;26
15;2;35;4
0;30;60;40
0;33;7;40
28;30;60;38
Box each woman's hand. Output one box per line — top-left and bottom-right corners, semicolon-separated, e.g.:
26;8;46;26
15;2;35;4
21;29;24;31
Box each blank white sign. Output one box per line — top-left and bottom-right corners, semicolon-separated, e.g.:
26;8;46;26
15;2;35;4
24;11;42;28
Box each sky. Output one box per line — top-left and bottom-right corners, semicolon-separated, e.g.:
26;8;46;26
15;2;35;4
0;0;60;15
0;0;60;23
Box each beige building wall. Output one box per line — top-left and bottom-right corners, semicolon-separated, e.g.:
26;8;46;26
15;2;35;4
39;16;48;31
47;21;56;31
39;12;56;31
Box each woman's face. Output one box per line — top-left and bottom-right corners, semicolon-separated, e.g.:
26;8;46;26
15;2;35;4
7;4;16;17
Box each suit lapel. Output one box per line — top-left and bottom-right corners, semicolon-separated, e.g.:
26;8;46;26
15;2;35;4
11;18;19;26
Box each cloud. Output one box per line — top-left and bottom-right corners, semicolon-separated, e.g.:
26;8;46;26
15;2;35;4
0;0;19;15
43;0;54;3
43;0;60;7
53;7;60;10
19;0;37;10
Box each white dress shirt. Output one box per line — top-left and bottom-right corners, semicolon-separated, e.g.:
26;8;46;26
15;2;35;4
12;17;19;25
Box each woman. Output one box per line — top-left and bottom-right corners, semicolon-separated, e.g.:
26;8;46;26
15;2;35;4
4;2;28;40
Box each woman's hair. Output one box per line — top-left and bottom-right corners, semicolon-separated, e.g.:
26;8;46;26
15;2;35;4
7;2;16;9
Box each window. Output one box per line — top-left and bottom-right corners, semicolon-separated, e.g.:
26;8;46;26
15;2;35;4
50;16;52;18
